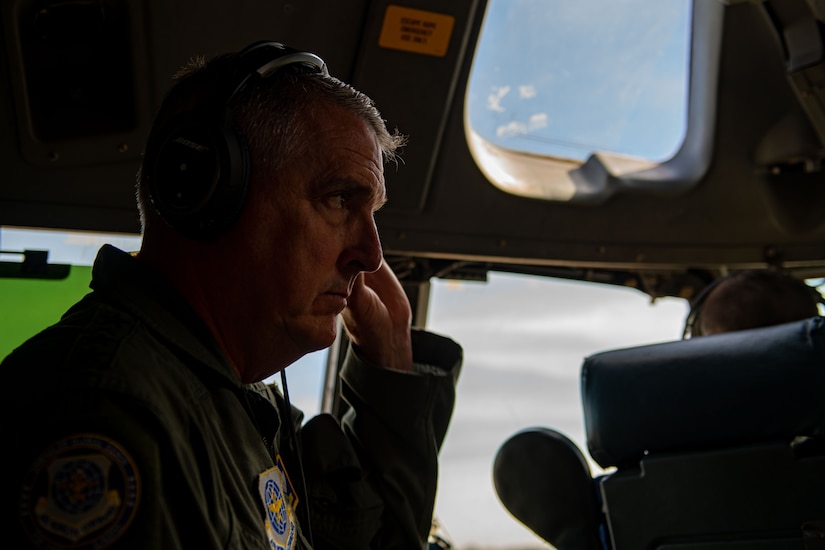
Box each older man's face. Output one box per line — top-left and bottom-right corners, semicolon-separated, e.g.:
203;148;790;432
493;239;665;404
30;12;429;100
234;103;386;366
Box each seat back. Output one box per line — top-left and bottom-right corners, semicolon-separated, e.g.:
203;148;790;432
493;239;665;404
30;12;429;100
580;316;825;549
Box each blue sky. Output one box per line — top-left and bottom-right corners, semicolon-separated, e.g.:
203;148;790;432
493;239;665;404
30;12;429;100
467;0;692;163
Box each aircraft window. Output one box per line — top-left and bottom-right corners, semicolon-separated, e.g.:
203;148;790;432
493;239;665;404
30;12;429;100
466;0;695;201
426;273;689;546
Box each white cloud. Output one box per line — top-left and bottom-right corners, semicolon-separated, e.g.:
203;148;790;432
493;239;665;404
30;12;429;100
527;112;548;131
519;84;536;99
495;120;527;138
487;85;510;112
493;113;548;139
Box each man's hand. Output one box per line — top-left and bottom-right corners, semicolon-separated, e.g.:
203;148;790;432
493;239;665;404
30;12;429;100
342;260;413;372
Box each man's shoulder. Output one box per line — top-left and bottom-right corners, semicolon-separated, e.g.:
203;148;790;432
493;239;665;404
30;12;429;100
3;295;185;397
6;294;134;363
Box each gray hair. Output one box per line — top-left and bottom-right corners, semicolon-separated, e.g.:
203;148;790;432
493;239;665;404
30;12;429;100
136;50;406;231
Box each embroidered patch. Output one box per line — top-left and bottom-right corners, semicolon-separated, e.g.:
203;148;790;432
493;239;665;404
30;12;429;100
19;433;141;549
258;456;298;550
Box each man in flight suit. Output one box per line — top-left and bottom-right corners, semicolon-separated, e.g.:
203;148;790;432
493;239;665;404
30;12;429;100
1;41;462;549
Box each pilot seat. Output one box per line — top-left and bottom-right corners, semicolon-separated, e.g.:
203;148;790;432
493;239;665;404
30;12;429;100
493;316;825;549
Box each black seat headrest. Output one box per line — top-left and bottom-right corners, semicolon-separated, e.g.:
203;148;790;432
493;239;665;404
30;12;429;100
493;427;604;550
582;316;825;469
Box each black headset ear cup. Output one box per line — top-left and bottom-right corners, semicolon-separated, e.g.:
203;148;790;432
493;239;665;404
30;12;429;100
682;276;726;339
146;41;328;240
148;116;249;240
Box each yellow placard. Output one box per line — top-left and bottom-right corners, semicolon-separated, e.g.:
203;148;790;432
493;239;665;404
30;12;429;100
379;5;455;57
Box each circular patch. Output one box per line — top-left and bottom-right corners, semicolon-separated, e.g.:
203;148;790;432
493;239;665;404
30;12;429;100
263;476;289;536
258;458;297;550
19;434;141;549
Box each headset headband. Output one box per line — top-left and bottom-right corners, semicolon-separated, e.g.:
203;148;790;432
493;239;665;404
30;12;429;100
224;42;329;106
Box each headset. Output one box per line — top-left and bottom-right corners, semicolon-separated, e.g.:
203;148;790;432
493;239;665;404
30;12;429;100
682;271;825;339
145;41;328;240
681;276;728;339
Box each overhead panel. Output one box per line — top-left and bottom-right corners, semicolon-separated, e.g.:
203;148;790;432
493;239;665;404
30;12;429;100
353;1;475;212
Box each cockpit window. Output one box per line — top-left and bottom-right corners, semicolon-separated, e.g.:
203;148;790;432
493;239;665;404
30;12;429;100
466;0;695;201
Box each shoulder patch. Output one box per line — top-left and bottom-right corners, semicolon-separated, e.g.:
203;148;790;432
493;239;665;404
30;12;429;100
20;433;141;549
258;455;298;550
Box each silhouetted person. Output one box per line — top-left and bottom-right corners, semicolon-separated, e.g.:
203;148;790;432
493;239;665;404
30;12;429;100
685;269;822;337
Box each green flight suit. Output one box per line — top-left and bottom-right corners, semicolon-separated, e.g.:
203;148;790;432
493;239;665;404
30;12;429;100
1;245;462;549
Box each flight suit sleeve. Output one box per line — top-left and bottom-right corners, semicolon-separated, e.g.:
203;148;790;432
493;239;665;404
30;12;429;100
337;328;462;548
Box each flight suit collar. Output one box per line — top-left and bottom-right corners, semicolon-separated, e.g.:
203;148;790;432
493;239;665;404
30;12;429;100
89;244;241;388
